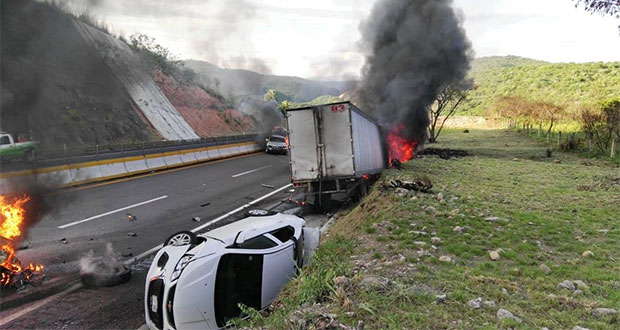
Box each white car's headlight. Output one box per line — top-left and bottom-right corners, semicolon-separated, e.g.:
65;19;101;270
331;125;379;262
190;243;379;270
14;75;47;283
171;254;193;282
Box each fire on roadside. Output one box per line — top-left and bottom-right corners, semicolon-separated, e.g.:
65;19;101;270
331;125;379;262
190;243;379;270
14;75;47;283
0;194;45;288
387;124;417;164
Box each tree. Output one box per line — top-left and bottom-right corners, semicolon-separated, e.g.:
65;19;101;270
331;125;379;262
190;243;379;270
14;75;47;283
574;1;620;31
427;80;473;143
574;0;620;16
264;89;290;116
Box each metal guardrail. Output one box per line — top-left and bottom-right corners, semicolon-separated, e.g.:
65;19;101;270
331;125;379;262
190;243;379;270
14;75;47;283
1;134;260;172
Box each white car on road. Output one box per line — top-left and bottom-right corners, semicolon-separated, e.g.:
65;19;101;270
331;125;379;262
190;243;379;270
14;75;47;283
145;211;305;330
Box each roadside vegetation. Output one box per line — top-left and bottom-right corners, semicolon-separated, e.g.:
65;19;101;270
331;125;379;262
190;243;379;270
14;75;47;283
241;128;619;329
462;56;620;116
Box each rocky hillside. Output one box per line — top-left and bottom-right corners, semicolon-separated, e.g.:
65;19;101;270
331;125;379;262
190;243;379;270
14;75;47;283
0;0;158;148
0;0;259;151
152;70;257;136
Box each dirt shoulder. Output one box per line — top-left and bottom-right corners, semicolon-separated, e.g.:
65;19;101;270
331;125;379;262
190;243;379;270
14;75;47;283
241;129;619;329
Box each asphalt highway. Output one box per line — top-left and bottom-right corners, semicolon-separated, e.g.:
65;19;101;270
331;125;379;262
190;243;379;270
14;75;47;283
0;152;301;329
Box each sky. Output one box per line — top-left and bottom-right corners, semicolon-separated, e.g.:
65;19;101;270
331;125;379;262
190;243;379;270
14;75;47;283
73;0;620;79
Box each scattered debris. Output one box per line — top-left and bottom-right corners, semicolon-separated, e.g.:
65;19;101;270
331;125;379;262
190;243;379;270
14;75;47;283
386;178;433;193
200;202;210;207
127;232;137;237
126;213;137;221
484;216;500;222
436;294;447;304
413;241;426;248
80;243;131;287
419;148;469;159
261;183;275;188
489;250;501;261
539;263;551;274
453;226;465;234
581;250;594;258
192;216;201;222
439;256;453;263
60;238;68;244
497;309;522;323
431;237;442;245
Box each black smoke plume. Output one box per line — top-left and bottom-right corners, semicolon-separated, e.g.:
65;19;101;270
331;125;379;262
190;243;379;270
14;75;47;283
359;0;473;143
235;96;283;145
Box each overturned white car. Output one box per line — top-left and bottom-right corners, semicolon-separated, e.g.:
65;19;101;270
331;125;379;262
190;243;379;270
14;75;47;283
145;211;305;330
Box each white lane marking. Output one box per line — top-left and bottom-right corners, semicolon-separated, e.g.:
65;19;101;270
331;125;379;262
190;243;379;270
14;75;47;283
123;183;293;265
0;282;82;327
58;195;168;229
231;165;272;178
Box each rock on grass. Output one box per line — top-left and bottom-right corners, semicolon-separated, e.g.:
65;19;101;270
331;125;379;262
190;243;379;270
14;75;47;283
496;309;522;323
592;308;617;317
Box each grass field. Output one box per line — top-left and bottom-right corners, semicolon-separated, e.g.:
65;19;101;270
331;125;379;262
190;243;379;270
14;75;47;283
241;129;619;329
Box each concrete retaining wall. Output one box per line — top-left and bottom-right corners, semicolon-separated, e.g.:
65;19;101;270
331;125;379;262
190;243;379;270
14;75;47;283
0;142;261;193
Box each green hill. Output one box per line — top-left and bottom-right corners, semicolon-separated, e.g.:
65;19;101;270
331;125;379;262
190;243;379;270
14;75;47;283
463;56;620;115
184;60;346;102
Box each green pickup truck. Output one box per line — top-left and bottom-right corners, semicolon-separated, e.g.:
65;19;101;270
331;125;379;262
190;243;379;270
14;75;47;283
0;132;37;162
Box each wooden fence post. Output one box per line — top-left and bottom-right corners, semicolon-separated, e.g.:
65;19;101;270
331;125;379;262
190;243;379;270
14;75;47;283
611;137;616;158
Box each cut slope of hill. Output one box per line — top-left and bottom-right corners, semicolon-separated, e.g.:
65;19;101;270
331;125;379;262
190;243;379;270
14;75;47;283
184;60;346;102
152;70;258;137
0;0;158;148
462;56;620;115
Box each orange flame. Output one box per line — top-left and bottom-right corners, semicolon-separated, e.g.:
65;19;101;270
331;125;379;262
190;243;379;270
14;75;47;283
387;124;417;164
285;135;289;147
0;195;44;287
0;195;30;240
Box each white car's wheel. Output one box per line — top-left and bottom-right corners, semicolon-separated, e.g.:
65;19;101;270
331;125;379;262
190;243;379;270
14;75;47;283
164;231;197;246
247;209;270;216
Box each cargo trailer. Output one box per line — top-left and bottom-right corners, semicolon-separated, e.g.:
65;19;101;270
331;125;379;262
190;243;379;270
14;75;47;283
286;102;387;204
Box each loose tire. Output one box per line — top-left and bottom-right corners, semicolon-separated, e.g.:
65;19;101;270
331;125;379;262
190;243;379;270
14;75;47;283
164;231;197;246
80;266;131;287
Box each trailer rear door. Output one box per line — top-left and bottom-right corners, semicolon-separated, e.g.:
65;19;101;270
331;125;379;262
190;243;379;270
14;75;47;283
288;109;319;181
321;103;355;177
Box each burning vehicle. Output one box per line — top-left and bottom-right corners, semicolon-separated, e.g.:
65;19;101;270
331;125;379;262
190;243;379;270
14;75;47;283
264;134;288;154
145;210;306;329
0;195;44;289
